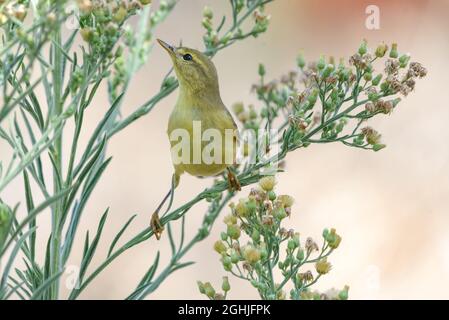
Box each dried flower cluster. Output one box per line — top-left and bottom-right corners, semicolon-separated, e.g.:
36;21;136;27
236;40;427;153
198;179;347;300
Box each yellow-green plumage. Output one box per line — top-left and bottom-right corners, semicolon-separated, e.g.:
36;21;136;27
151;40;239;239
160;42;238;185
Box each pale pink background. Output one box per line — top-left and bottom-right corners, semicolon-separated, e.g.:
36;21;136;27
1;0;448;299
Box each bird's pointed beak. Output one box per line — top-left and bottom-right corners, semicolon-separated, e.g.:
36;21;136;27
157;39;176;55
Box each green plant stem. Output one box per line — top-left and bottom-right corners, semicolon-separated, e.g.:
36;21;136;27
132;193;234;299
49;24;64;300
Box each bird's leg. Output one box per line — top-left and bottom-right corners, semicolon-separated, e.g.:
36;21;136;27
151;174;177;240
227;167;241;192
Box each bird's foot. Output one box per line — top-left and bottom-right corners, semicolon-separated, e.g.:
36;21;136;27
227;170;241;192
150;212;164;240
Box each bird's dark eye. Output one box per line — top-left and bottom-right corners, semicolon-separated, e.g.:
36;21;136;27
183;53;193;61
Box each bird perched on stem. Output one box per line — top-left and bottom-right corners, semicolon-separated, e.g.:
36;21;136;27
151;39;241;239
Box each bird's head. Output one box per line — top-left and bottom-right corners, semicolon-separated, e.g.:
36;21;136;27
157;39;219;95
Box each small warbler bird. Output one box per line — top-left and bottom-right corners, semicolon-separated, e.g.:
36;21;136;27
151;39;241;239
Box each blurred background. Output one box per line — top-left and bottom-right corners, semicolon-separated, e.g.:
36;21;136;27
2;0;449;299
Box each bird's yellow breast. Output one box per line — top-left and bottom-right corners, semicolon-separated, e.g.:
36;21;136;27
167;100;237;178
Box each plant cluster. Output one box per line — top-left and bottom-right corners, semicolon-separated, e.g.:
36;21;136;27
0;0;426;300
198;177;348;300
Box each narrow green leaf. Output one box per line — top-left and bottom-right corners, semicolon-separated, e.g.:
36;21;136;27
30;270;64;300
78;209;109;283
107;214;137;258
0;228;36;290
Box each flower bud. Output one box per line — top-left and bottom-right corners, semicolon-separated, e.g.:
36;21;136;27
246;198;257;212
317;55;326;70
203;282;215;298
214;240;227;254
399;53;410;68
197;281;206;294
251;229;260;243
80;28;94;43
220;231;228;241
248;105;257;119
297;52;306;69
326;228;342;249
277;195;294;208
222;256;232;271
258;176;276;192
375;43;388;58
235;200;248;217
222;276;230;292
339;285;349;300
202;18;213;30
372;74;382;86
363;72;372;81
296;248;305;261
322;64;335;78
358;39;368;55
113;6;127;24
230;250;240;264
273;207;287;220
223;214;237;226
389;43;398;58
202;6;213;19
267;191;276;201
308;88;319;105
232;102;244;115
227;224;241;240
243;246;261;264
258;63;266;77
315;258;332;275
287;239;296;250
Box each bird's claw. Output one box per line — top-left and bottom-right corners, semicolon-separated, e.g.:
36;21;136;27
150;212;164;240
227;170;241;192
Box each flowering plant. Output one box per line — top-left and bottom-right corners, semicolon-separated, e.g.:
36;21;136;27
0;0;425;300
